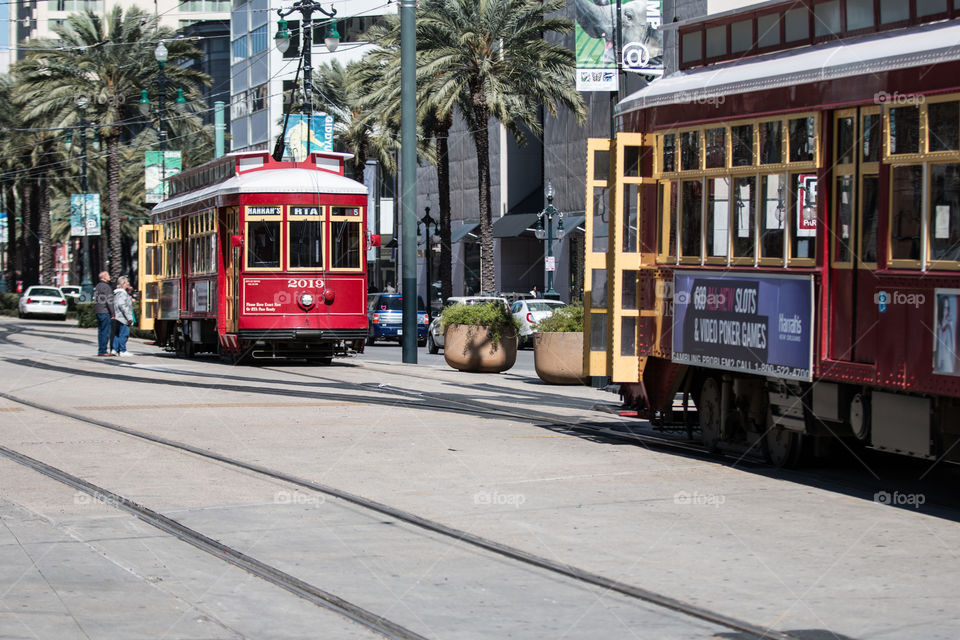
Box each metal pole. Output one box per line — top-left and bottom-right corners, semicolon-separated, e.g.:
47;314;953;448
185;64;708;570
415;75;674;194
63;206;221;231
400;0;417;362
302;4;313;154
0;186;5;293
546;199;555;297
214;101;225;158
423;207;432;315
79;113;93;302
159;64;167;201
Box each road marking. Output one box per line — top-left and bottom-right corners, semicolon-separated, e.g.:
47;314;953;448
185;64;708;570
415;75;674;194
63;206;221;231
72;402;361;411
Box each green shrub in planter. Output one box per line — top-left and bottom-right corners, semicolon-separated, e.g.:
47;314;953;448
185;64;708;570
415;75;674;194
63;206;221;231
441;301;520;345
0;292;20;311
534;303;583;333
76;302;97;328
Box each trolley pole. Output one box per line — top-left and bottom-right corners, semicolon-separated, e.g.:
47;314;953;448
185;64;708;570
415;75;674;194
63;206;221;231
400;0;418;363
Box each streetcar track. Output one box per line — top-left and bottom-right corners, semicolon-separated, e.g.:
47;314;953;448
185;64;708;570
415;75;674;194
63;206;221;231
0;443;428;640
0;388;796;640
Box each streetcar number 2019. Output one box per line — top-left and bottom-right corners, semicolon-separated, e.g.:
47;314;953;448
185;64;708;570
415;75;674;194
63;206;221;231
288;279;324;289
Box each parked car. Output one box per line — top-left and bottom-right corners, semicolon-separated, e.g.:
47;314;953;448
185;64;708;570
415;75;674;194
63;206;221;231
426;295;510;354
18;286;68;320
59;285;81;309
367;293;429;346
511;299;567;347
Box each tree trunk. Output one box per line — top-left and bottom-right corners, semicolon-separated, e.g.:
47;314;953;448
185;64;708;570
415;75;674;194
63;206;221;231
38;167;52;285
472;106;495;294
107;135;121;280
19;178;38;286
436;115;453;302
4;182;16;291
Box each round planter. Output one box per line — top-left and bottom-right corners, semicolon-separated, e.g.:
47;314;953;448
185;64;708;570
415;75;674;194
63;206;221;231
533;331;587;385
443;324;518;373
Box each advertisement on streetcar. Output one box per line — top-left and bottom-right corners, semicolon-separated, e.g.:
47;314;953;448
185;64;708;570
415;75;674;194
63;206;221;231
672;271;815;381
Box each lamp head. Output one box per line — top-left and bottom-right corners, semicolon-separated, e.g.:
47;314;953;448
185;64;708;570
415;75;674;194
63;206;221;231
174;88;187;113
138;89;150;117
275;19;291;54
545;180;554;201
324;20;340;53
154;41;168;67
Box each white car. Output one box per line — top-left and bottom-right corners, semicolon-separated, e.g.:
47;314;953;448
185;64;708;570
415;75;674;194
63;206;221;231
511;299;566;347
19;286;68;320
426;295;510;354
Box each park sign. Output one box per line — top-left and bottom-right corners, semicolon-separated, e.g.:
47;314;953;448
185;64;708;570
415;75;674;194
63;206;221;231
145;151;182;203
672;270;815;381
70;194;102;237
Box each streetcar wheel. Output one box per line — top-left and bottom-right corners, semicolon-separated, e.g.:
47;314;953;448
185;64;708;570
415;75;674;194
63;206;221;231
697;377;722;452
427;334;439;355
763;420;803;468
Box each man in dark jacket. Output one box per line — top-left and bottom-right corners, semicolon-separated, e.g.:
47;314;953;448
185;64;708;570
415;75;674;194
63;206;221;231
93;271;115;356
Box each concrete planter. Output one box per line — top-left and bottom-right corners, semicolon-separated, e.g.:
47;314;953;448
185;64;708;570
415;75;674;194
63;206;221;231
533;331;587;385
443;324;518;373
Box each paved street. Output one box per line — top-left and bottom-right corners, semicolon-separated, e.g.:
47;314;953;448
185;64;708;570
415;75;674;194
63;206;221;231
0;316;958;639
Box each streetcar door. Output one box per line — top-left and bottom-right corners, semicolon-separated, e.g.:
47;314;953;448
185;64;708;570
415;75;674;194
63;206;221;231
830;108;879;364
137;224;163;331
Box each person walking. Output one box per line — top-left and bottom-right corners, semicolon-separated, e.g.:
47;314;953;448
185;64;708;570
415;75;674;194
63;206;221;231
93;271;115;356
112;276;135;357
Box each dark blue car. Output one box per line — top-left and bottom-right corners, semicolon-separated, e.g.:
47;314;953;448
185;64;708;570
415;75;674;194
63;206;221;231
366;293;429;346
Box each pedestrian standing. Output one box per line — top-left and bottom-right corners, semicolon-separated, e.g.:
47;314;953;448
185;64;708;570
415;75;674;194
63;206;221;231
384;281;397;293
529;285;540;298
94;271;115;356
112;276;135;357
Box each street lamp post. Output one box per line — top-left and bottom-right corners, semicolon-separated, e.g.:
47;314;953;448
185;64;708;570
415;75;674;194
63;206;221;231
139;41;186;202
76;95;94;303
274;1;340;154
535;181;564;300
419;206;438;313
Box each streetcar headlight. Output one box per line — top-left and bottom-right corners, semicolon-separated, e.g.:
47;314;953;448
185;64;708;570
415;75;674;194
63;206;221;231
300;293;315;308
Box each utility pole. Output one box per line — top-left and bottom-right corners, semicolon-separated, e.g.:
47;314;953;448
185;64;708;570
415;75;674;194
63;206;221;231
400;0;417;363
76;96;93;302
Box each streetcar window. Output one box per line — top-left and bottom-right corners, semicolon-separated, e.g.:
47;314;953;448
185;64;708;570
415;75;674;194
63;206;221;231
681;130;700;171
706;25;726;58
248;220;281;268
928;101;960;152
590;312;607;351
789;117;816;163
594;149;611;180
845;0;874;30
656;181;677;261
705;128;726;169
790;173;818;262
861;175;879;264
623;146;642;178
835;175;855;263
759;121;782;164
706;177;730;260
620;316;637;357
917;0;948;17
589;269;607;309
757;13;780;48
890;165;923;263
733;176;756;260
662;134;676;173
680;179;703;260
760;174;786;262
784;7;809;42
836;116;855;165
814;1;841;38
592;186;609;252
862;114;882;163
732;125;753;166
289;221;323;268
621;270;638;310
879;0;909;23
930;163;960;262
622;183;639;253
889;106;920;155
331;221;361;269
730;20;751;53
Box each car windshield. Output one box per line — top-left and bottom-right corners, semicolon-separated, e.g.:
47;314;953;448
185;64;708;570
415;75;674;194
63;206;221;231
61;287;79;294
527;301;564;312
29;288;62;297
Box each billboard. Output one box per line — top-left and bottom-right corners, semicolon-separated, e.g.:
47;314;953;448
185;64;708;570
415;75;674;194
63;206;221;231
672;270;815;381
145;150;182;204
70;194;102;237
285;114;334;161
575;0;663;91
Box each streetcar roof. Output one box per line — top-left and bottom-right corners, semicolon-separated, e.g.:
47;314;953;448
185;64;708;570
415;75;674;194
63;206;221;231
617;20;960;116
152;167;367;216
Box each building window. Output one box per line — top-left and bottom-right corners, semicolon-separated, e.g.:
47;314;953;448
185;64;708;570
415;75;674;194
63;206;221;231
51;0;103;11
232;35;247;61
250;24;268;54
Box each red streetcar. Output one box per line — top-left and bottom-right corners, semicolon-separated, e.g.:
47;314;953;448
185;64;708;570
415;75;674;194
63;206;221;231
137;150;372;363
584;3;960;466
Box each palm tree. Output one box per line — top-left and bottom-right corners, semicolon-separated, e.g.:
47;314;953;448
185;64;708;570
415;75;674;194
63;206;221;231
416;0;585;293
15;7;208;280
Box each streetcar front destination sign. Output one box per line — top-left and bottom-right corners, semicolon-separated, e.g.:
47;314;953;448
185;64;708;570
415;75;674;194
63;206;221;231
672;270;815;381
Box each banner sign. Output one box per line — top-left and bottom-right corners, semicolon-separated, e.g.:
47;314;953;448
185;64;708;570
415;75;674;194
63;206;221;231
285;114;334;161
672;270;815;381
575;0;663;91
934;289;960;376
70;194;102;237
0;212;6;243
145;151;182;203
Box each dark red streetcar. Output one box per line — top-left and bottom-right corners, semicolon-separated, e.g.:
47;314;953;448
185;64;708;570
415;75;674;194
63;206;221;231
137;150;373;363
584;2;960;465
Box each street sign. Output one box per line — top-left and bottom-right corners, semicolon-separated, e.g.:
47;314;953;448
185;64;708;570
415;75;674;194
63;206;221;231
545;256;556;272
